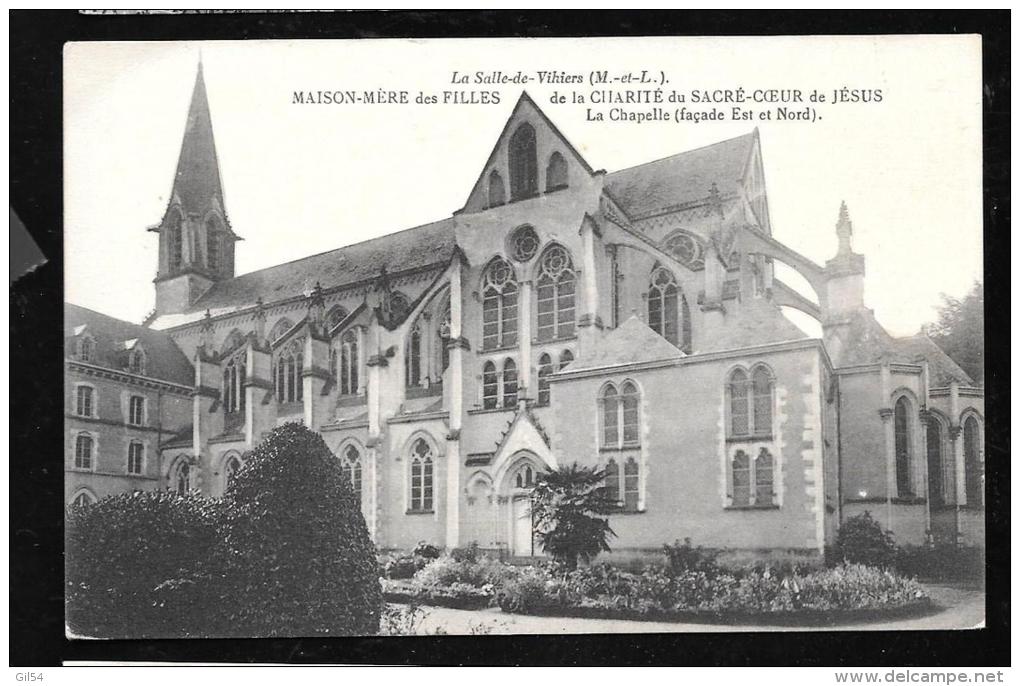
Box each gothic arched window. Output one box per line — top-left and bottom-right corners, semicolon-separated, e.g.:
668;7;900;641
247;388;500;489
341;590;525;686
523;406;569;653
502;358;518;409
751;366;773;436
223;354;246;415
509;225;540;262
406;320;423;388
338;329;360;395
600;384;619;448
755;449;774;506
173;459;190;494
647;267;679;345
535;245;576;341
482;361;499;409
681;293;692;353
732;450;750;506
168;212;183;272
545;152;568;191
438;306;451;374
728;369;750;436
508;123;538;201
206;219;220;271
129;347;147;375
409;438;435;513
621;381;640;446
341;444;363;506
74;433;94;470
514;463;536;489
224;454;242;493
488;169;506;207
268;318;293;344
326;306;349;331
69;490;96;509
276;341;303;404
894;396;913;497
537;352;553;406
604;458;620;505
481;258;518;350
926;417;946;506
559;349;574;370
963;416;983;507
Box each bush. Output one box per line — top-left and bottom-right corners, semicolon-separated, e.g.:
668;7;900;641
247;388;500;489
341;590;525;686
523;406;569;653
382;553;430;579
795;564;927;611
662;538;721;577
413;554;506;589
450;542;481;563
221;422;381;636
65;489;223;638
412;542;442;560
834;511;897;569
492;566;553;614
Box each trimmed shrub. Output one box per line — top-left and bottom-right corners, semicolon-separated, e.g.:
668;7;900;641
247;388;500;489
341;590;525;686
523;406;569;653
221;422;381;636
381;553;430;579
662;538;721;577
65;489;224;638
834;511;897;569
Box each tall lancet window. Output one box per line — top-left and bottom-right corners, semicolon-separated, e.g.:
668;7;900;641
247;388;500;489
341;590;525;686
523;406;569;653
535;245;576;341
647;267;679;346
168;212;183;272
206;219;220;271
481;258;518;349
508;123;538;201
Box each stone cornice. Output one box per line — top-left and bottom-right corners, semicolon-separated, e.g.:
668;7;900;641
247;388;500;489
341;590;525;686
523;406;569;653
66;361;193;395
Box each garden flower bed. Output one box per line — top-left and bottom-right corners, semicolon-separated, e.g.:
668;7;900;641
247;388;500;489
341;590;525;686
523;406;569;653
380;550;933;624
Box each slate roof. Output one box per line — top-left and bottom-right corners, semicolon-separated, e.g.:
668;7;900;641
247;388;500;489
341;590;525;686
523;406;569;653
605;132;756;220
65;303;194;385
699;298;808;354
567;316;684;372
169;63;224;218
834;310;973;386
176;217;458;318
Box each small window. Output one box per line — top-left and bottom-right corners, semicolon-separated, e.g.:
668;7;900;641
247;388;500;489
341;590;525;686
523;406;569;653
482;361;499;409
729;369;749;436
342;445;363;507
406;320;423;387
601;385;619;448
600;381;640;448
502;358;518;409
79;337;95;362
755;449;774;506
275;342;303;404
70;491;95;509
127;441;144;475
76;386;94;418
206;219;220;271
326;306;349;331
409;438;435;513
537;353;553;406
604;459;620;505
488;170;506;207
731;451;751;506
74;433;93;470
172;459;191;494
337;329;360;395
223;355;247;415
509;225;540;262
167;212;183;272
623;457;640;511
751;367;773;436
621;382;640;446
224;455;243;493
129;348;147;375
128;395;145;426
508;123;538;201
559;349;574;370
545;152;568;191
514;464;535;489
481;258;518;350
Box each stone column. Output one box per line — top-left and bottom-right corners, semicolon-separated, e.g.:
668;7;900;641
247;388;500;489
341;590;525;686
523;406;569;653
878;406;895;532
445;258;468;548
518;278;533;401
577;216;603;355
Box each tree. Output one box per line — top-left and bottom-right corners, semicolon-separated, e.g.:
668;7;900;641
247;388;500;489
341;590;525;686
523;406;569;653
834;511;897;569
530;463;617;570
922;280;984;385
221;422;382;636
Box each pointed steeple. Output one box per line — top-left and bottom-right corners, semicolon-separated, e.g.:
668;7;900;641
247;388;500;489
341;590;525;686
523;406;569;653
170;60;223;217
835;200;853;256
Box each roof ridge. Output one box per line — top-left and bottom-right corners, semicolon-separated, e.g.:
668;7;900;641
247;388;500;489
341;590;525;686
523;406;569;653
606;130;756;177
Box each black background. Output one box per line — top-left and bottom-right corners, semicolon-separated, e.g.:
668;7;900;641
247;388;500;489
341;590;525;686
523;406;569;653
10;9;1010;667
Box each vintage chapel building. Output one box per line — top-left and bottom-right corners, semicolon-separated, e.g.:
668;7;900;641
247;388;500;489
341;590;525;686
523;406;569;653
66;64;985;558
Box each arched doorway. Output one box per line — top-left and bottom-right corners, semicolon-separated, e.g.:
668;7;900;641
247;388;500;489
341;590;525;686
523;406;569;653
499;454;542;558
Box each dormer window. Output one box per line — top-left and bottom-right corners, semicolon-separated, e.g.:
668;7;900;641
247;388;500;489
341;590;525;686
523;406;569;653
78;336;95;362
128;346;146;375
509;123;538;201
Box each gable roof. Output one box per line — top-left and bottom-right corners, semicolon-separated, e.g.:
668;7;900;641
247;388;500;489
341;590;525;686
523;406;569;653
65;303;194;385
567;316;684;373
699;297;809;354
605;131;757;220
160;217;458;323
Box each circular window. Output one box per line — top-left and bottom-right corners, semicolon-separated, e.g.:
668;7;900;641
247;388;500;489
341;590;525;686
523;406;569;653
509;225;540;262
663;231;705;270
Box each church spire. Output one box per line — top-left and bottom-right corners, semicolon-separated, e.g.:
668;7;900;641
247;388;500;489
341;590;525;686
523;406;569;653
169;60;223;216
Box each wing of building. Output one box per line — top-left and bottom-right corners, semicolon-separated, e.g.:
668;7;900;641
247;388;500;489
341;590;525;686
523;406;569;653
66;64;985;557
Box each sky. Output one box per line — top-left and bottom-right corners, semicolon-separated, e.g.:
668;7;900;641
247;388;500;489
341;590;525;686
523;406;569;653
64;37;982;337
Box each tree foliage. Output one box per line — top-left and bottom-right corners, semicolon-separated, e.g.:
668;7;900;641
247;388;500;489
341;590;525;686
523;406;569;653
221;422;382;636
922;280;984;385
530;463;617;570
834;511;897;569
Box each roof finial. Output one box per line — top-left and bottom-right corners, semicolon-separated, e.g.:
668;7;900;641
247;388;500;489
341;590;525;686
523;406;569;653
836;200;853;255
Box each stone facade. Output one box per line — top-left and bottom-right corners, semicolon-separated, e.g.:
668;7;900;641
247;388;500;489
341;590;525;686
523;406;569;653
66;65;985;557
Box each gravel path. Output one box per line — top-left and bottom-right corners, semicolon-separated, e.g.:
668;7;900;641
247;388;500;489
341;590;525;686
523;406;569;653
396;583;985;635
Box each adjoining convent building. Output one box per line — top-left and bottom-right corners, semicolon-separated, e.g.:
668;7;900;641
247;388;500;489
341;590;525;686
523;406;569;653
66;64;985;558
